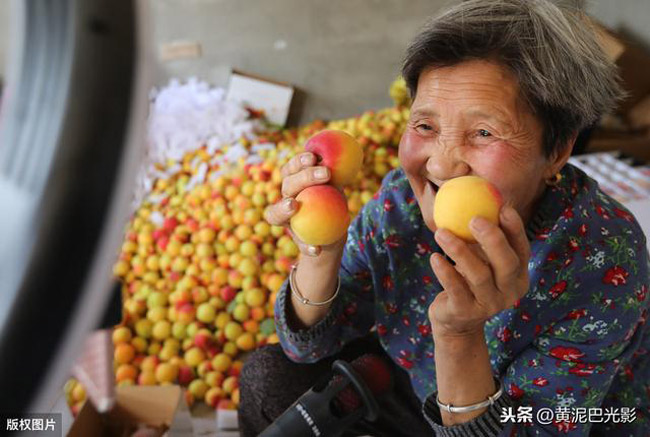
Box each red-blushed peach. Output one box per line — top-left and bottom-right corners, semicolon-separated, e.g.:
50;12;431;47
290;185;350;246
185;390;195;408
204;387;224;409
305;129;363;187
217;399;236;410
433;176;503;243
137;370;157;386
232;387;240;406
222;375;239;394
177;365;195;386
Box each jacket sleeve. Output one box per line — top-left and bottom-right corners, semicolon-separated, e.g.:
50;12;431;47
274;177;390;363
420;264;649;436
501;248;648;435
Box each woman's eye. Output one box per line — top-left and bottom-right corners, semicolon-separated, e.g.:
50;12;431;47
415;123;433;132
478;129;491;137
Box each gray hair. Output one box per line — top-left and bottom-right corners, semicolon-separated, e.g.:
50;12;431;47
402;0;625;158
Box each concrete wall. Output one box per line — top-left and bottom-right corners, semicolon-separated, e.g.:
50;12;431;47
150;0;453;125
0;1;648;123
149;0;650;126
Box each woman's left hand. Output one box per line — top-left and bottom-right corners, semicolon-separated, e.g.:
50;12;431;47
428;205;531;337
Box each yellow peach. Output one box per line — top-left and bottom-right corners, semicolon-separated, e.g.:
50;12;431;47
137;370;157;386
115;364;138;383
433;176;503;243
155;362;179;384
290;185;350;246
114;343;136;365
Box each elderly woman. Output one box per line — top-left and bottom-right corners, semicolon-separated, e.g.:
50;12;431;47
240;0;650;435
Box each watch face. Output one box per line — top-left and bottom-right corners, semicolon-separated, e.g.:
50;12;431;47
0;0;145;416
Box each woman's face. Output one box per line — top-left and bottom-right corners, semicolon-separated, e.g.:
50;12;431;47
399;59;563;233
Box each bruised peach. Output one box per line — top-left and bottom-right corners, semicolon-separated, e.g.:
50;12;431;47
305;129;363;187
290;185;350;246
433;176;503;243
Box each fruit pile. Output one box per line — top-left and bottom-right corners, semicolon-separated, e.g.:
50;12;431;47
64;378;87;416
67;78;411;412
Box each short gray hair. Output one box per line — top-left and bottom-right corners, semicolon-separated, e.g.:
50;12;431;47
402;0;624;158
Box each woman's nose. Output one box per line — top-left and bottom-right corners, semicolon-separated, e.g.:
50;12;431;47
426;136;470;181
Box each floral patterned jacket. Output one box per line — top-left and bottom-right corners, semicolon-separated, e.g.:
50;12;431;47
275;164;650;436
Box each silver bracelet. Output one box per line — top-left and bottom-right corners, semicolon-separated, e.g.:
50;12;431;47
436;378;503;414
289;263;340;306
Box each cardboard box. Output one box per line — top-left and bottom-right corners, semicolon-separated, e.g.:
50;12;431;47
589;18;650;115
68;385;193;437
585;18;650;159
628;95;650;131
226;69;295;127
587;130;650;162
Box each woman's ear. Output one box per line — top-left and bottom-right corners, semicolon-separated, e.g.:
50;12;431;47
545;132;578;179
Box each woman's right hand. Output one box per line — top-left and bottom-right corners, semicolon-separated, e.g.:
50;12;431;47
263;151;348;257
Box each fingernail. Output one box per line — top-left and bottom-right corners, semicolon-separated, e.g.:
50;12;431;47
283;198;294;211
470;216;490;233
300;154;311;165
314;168;328;179
501;206;517;223
436;229;453;243
306;245;320;256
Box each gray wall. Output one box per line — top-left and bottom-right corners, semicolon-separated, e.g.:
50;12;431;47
150;0;650;125
0;1;648;123
589;0;650;51
150;0;453;125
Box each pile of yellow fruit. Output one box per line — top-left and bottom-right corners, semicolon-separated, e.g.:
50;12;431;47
68;78;411;412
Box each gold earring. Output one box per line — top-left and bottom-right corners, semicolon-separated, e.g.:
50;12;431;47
546;173;562;186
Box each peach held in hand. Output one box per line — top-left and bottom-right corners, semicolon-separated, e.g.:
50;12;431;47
290;185;350;246
433;176;503;243
305;129;363;187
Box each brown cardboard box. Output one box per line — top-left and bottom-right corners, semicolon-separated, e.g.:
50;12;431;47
68;385;193;437
587;130;650;162
226;69;295;127
586;18;650;159
590;18;650;114
629;95;650;131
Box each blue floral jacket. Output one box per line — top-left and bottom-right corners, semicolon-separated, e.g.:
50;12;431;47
276;164;650;436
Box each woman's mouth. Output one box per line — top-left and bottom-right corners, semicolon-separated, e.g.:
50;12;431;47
428;180;439;193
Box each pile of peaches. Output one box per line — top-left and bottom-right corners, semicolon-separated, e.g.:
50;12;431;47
64;99;410;412
67;76;505;413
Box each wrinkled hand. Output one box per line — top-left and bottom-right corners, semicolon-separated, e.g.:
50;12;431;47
263;151;347;257
428;205;530;337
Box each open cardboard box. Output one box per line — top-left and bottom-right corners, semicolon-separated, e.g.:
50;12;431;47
226;69;295;128
590;17;650;114
587;130;650;162
68;385;193;437
586;17;650;160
